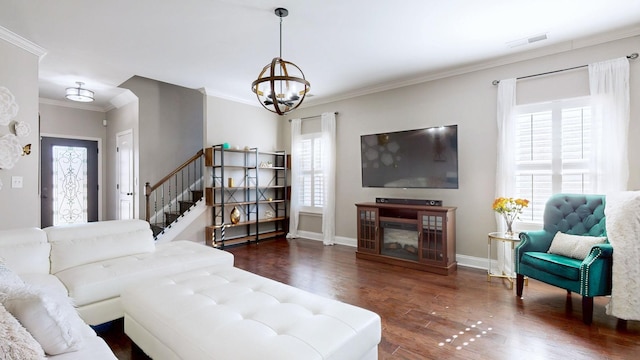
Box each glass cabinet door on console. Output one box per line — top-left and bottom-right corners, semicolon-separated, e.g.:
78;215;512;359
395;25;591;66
357;207;379;254
419;211;447;266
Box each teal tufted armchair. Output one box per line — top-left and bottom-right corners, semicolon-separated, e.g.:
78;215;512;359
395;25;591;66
515;193;613;325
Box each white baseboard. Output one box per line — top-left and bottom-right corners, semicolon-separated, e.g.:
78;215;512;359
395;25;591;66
294;231;489;270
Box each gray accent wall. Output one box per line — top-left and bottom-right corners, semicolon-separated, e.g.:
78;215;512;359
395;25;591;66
118;76;205;221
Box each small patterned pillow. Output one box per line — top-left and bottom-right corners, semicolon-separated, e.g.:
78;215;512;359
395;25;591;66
548;232;607;260
0;302;46;360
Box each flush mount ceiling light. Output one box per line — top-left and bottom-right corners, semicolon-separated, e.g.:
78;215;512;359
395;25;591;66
65;81;94;102
251;7;310;116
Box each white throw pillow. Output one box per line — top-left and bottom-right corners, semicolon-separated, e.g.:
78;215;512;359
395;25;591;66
548;232;607;260
0;260;25;291
1;286;85;355
0;303;46;360
0;259;24;291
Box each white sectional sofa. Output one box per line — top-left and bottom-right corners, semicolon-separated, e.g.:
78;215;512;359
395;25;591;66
0;219;234;359
1;219;382;360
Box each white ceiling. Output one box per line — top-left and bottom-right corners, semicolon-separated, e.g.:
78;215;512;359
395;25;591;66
2;0;640;111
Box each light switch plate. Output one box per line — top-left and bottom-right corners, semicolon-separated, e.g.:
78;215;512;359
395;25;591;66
11;176;23;188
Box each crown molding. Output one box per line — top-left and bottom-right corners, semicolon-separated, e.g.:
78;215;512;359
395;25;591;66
108;90;137;110
39;98;106;112
202;87;258;107
304;25;640;107
0;25;46;59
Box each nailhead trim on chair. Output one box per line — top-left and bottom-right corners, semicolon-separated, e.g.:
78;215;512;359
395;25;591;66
580;247;601;295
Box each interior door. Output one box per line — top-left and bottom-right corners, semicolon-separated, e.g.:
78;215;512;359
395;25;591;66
40;137;99;228
117;130;134;220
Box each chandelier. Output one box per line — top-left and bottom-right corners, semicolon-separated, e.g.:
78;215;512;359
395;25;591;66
251;8;310;116
65;82;95;102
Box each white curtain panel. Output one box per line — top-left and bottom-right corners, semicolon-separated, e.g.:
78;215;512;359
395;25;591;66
286;118;302;239
588;57;630;193
495;78;517;275
321;112;336;245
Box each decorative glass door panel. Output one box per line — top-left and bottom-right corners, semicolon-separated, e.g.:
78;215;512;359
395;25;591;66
419;211;445;264
52;145;88;225
41;137;98;228
357;207;379;254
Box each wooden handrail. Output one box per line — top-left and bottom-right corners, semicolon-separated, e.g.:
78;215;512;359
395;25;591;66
145;149;204;196
145;149;204;223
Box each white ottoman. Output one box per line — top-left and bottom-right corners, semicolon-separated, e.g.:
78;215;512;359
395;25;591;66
122;266;381;360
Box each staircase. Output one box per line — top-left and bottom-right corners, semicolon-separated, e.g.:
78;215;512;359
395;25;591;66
146;150;205;239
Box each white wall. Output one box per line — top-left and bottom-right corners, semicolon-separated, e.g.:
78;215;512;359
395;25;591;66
282;36;640;259
0;38;41;229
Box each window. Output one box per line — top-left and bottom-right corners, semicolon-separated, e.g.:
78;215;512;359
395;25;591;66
299;132;324;212
514;97;593;223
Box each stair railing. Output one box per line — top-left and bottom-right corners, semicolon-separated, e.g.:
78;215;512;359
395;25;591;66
145;149;204;236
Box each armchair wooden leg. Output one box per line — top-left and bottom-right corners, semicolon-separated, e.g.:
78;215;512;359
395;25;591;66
516;274;525;297
582;296;593;325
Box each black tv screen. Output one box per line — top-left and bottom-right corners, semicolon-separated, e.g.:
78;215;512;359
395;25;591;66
360;125;458;188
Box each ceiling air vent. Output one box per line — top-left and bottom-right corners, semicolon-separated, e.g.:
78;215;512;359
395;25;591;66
507;33;549;48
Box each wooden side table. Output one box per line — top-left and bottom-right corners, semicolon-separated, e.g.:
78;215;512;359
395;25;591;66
487;231;525;289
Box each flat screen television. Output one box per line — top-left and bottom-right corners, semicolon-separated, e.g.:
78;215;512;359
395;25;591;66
360;125;458;189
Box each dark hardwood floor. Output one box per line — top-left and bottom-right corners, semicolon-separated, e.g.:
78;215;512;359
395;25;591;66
101;238;640;359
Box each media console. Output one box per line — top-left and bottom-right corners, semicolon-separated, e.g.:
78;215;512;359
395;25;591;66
355;202;457;275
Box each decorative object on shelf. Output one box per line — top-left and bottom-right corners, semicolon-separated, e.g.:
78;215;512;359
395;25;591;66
13;121;30;137
222;142;230;149
492;197;529;235
22;144;31;156
265;209;275;219
212;223;229;245
230;206;241;224
251;7;310;116
0;86;19;126
65;81;94;102
0;133;23;169
259;161;273;168
227;177;234;187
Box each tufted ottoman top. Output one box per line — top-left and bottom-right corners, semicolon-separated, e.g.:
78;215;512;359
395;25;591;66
121;266;381;360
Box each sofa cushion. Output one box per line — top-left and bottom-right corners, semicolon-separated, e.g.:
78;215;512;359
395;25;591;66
548;231;607;260
55;240;234;307
18;273;69;299
0;228;50;274
122;265;381;360
2;286;86;355
45;219;155;274
520;252;582;280
0;302;46;360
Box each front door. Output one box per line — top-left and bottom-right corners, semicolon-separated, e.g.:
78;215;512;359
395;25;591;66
40;137;99;228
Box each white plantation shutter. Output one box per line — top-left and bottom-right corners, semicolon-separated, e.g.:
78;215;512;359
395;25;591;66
300;134;324;211
514;98;592;223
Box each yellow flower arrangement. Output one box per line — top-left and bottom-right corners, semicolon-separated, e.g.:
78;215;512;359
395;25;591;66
492;197;529;233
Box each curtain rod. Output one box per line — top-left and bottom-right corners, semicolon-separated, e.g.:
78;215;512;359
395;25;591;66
288;112;339;122
492;52;638;85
